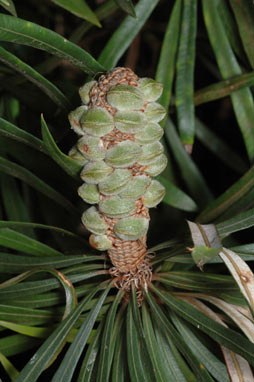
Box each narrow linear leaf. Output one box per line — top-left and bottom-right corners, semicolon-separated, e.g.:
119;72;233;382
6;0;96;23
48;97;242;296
0;228;63;257
111;324;127;382
219;248;254;313
195;118;248;174
52;285;112;382
202;0;254;162
0;252;91;274
0;352;19;379
197;295;254;343
0;174;36;238
194;71;254;108
0;46;70;109
217;207;254;237
171;312;230;382
114;0;136;17
154;324;188;382
156;0;182;117
126;301;153;382
229;0;254;69
175;0;197;150
156;175;197;212
0;14;105;75
0;0;17;16
184;297;254;382
0;156;78;215
41;115;82;178
97;289;123;381
0;334;41;357
14;284;106;382
50;0;101;26
0;117;44;153
0;267;77;319
197;167;254;223
145;291;213;381
165;118;213;207
142;303;174;382
150;284;254;365
99;0;159;69
77;318;104;382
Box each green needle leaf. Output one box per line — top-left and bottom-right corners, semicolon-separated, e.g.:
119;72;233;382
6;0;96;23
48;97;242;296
50;0;101;26
41;115;82;178
52;284;112;382
0;0;17;16
99;0;159;69
0;14;105;75
114;0;136;18
229;0;254;69
0;46;70;110
175;0;197;151
14;284;105;382
0;156;78;215
202;0;254;162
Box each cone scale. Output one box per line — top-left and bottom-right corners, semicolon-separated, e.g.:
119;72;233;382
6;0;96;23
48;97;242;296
69;67;167;292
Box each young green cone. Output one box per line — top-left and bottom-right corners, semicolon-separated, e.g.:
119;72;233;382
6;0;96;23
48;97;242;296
69;67;167;293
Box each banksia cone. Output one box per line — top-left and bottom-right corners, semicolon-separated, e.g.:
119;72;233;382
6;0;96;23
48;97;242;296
69;67;167;296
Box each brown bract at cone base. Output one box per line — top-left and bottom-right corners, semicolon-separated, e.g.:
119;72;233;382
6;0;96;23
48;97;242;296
69;67;167;303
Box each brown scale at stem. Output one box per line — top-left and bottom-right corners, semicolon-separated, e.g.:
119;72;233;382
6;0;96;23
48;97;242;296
88;67;152;290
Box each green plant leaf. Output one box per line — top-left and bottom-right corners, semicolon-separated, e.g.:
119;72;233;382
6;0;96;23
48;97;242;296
142;302;175;382
171;312;230;382
0;228;63;257
77;318;104;382
202;0;254;162
96;289;123;381
229;0;254;69
0;117;44;153
150;285;254;365
219;248;254;313
0;14;105;75
0;46;70;109
126;300;153;382
0;271;105;301
111;323;127;382
156;272;236;293
164;118;213;208
0;174;36;238
41;115;82;178
195;118;248;174
99;0;159;69
14;284;106;382
154;323;187;382
0;252;92;274
217;207;254;237
0;0;17;16
0;352;19;380
0;304;61;327
51;284;112;382
0;334;41;357
0;156;78;215
198;167;254;223
0;267;77;320
194;71;254;108
145;291;212;381
175;0;197;150
156;0;182;118
50;0;101;26
114;0;136;17
156;175;197;212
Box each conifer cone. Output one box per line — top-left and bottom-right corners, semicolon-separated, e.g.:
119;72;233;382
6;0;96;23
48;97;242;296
69;67;167;291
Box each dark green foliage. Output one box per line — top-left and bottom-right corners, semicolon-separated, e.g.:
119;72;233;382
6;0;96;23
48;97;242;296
0;1;254;380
